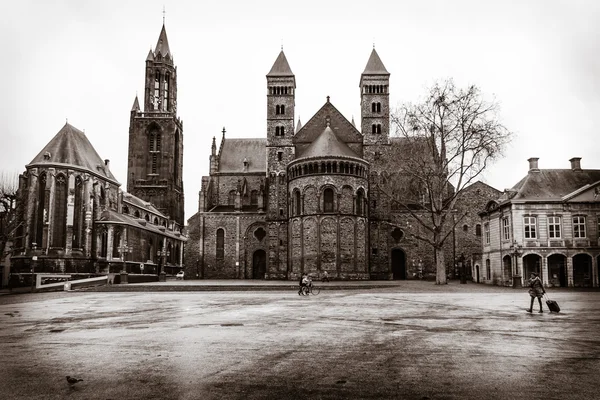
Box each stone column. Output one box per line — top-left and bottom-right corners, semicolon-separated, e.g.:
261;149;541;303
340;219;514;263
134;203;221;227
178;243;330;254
25;169;38;249
567;255;574;287
591;255;598;288
107;225;114;260
541;255;549;286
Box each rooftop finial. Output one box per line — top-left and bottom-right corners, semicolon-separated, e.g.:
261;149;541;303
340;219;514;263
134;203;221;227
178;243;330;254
222;127;226;137
162;5;166;25
281;39;283;51
373;39;375;49
326;95;330;103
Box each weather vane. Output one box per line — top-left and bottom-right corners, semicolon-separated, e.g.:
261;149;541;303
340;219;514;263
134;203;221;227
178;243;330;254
163;6;166;24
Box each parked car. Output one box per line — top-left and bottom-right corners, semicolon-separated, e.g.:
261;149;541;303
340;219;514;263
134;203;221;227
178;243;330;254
175;271;184;280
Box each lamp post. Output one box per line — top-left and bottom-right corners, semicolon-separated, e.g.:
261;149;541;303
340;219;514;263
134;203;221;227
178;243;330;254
157;248;170;282
31;242;37;292
510;240;522;288
117;243;131;284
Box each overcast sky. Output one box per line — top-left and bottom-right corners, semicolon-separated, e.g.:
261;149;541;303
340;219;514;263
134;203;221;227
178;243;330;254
1;0;598;221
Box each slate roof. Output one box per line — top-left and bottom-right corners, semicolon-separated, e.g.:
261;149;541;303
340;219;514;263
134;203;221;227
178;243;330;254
267;50;294;77
28;123;118;183
122;192;162;215
218;138;267;173
297;125;359;160
98;209;185;241
362;49;389;75
507;169;600;201
294;100;363;157
154;24;171;57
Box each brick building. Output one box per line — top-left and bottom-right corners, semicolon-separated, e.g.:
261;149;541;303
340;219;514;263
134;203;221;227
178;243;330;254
479;157;600;287
185;49;500;280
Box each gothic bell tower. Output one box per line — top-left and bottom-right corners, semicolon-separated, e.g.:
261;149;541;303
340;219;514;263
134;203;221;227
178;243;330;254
127;23;184;226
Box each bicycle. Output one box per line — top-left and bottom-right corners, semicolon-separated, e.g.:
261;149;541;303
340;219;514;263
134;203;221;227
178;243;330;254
301;285;320;295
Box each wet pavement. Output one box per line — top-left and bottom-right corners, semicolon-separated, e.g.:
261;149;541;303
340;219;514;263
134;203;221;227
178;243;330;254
0;282;598;399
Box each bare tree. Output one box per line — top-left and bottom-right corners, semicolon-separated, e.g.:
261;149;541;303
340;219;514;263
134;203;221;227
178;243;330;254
382;80;512;284
0;171;20;272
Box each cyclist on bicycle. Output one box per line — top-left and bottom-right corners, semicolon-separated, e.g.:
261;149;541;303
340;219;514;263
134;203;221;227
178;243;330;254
298;273;307;295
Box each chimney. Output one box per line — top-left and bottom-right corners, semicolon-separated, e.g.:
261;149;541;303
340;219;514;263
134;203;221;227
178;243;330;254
104;159;110;169
569;157;582;171
527;157;539;172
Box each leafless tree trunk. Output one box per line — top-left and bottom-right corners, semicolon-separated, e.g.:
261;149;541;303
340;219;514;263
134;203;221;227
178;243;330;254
0;172;20;270
382;80;512;284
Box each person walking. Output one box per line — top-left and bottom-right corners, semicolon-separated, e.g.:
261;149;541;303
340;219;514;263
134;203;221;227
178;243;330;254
527;272;545;313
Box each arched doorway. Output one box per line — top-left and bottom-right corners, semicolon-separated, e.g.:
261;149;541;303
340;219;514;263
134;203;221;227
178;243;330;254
573;254;592;287
547;254;566;287
475;265;480;283
502;255;512;286
523;254;541;278
252;250;266;279
391;249;406;280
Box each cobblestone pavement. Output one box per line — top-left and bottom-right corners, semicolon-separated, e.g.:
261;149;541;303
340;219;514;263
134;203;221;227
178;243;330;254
0;282;598;399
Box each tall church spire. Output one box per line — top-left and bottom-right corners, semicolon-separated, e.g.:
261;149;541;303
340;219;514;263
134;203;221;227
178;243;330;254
127;23;184;226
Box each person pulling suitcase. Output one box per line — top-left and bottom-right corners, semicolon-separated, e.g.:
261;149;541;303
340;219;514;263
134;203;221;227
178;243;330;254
526;272;545;313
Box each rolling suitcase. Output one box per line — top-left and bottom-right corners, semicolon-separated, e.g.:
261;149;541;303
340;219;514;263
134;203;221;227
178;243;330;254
544;294;560;313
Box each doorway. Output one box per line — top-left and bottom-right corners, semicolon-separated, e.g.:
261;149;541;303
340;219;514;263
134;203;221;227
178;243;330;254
475;265;480;283
391;249;406;280
252;250;266;279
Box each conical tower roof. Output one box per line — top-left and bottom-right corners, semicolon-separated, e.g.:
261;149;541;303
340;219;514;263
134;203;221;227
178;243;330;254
299;125;358;159
362;48;389;75
267;50;294;77
154;24;171;57
28;123;118;183
296;117;302;133
131;95;140;111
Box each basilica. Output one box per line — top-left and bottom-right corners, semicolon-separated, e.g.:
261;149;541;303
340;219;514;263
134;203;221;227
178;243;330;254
185;43;456;280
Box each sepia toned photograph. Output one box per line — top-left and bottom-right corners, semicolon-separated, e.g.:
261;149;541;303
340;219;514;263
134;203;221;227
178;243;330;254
1;1;599;399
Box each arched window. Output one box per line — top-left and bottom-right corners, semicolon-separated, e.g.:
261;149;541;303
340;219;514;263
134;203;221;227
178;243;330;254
72;176;84;248
356;190;364;215
149;130;161;174
251;190;258;205
228;190;236;205
281;105;285;114
163;73;170;111
113;229;121;259
134;210;140;218
51;174;67;248
295;190;301;216
154;217;159;225
372;124;377;134
35;173;47;246
377;102;381;112
216;229;224;260
323;188;334;212
463;224;468;232
154;71;160;110
100;230;108;258
145;214;150;221
476;224;482;237
376;124;382;134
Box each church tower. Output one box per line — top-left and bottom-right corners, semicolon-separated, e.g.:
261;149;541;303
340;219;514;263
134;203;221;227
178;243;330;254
127;24;184;226
360;48;391;279
265;50;295;278
360;48;390;147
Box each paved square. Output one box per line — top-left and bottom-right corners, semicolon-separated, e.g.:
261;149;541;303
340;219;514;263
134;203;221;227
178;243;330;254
1;283;599;399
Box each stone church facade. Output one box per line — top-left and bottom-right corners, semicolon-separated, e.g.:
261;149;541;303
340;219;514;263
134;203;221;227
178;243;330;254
9;25;186;285
185;49;478;280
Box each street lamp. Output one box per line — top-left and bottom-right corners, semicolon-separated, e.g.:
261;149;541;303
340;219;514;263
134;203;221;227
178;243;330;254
118;243;132;273
31;242;37;292
157;248;170;282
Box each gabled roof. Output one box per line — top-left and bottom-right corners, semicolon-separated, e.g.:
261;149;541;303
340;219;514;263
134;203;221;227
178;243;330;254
267;50;294;77
362;48;389;75
122;192;162;215
98;209;185;241
297;125;359;160
218;138;267;173
505;169;600;202
28;123;118;183
294;100;363;155
154;24;171;58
